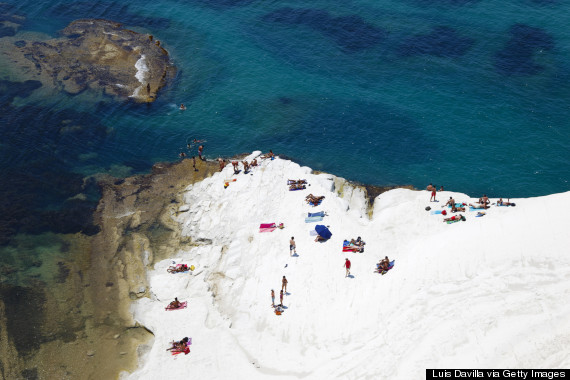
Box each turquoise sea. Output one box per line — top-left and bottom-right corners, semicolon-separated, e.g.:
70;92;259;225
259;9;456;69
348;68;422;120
0;0;569;374
2;0;570;201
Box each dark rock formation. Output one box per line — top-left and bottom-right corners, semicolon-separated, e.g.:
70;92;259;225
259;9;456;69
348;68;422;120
2;19;175;102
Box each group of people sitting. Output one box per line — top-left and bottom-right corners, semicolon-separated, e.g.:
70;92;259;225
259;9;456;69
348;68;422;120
230;158;259;174
377;256;391;272
468;194;490;209
166;337;190;354
306;194;325;205
343;237;365;252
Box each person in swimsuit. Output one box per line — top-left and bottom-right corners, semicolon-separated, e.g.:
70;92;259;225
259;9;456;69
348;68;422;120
345;258;351;277
443;214;465;222
282;276;288;293
169;297;181;308
289;237;296;256
271;289;275;307
279;290;284;307
427;183;437;202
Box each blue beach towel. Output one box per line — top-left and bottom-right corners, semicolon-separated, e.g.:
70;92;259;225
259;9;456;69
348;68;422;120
309;200;322;206
305;216;324;223
308;211;325;217
430;210;443;215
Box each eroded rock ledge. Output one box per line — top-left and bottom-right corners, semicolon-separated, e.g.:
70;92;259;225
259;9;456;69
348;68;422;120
4;19;175;102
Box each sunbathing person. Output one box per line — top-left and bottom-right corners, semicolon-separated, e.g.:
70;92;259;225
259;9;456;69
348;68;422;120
169;297;181;309
469;203;486;209
231;161;239;174
306;194;325;204
378;256;390;271
497;198;515;206
168;264;188;273
288;179;307;185
443;214;465;222
350;237;365;246
242;160;249;172
315;235;327;242
290;184;306;190
167;337;189;351
451;205;466;213
251;158;258;167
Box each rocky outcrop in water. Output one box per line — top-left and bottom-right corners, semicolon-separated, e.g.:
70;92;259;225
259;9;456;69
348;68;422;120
2;19;175;102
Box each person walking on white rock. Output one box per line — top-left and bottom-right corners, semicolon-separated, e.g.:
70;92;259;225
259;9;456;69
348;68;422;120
345;258;351;277
282;276;288;293
271;289;275;307
289;237;296;256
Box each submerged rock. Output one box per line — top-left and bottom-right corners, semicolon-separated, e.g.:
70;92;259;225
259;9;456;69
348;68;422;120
3;19;175;102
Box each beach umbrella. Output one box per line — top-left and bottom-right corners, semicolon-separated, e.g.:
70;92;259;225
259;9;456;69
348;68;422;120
315;225;332;240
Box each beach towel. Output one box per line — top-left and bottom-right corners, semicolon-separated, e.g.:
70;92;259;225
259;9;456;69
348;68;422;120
165;301;188;311
430;210;443;215
305;216;324;223
260;228;276;233
260;223;276;228
309;200;322;207
308;211;326;217
447;203;464;208
289;187;306;191
343;246;362;252
309;230;318;236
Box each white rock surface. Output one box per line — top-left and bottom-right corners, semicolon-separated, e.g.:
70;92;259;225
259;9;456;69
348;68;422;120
125;152;570;379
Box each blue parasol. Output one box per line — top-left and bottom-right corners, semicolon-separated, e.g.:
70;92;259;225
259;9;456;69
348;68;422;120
315;225;332;240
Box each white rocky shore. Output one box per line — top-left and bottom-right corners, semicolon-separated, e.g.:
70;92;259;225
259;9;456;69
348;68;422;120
125;151;570;379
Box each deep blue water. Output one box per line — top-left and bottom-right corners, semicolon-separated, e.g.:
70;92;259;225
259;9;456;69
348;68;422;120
0;0;569;246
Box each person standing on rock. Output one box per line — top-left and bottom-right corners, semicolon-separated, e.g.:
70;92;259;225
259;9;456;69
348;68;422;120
146;83;150;95
192;156;197;171
198;145;204;160
427;183;436;202
289;237;296;256
345;258;351;277
279;290;284;307
282;276;288;293
271;289;275;307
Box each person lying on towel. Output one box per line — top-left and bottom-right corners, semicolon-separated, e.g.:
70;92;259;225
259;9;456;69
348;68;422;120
497;198;515;206
169;298;181;309
443;214;465;222
167;337;189;352
306;194;325;204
